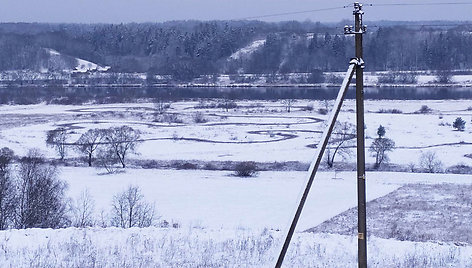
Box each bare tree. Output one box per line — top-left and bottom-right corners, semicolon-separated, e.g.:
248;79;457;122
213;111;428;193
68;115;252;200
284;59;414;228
326;122;356;168
282;99;296;113
46;127;69;160
419;151;444;173
102;126;141;168
110;185;156;228
75;128;103;167
0;147;16;230
70;189;95;227
16;149;69;229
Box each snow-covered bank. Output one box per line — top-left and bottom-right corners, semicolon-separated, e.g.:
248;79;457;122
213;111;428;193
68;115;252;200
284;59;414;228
0;70;472;88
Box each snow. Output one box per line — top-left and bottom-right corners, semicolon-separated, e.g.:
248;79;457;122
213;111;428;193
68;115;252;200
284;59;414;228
69;169;471;230
229;40;266;60
0;99;471;167
47;48;61;56
1;99;472;266
74;58;111;73
1;227;471;267
46;48;111;73
62;168;402;230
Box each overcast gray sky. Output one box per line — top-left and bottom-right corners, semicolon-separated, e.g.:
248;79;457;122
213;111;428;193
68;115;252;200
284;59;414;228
1;0;471;23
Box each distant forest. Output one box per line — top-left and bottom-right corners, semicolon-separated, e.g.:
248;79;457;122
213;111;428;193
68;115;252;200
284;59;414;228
0;21;471;80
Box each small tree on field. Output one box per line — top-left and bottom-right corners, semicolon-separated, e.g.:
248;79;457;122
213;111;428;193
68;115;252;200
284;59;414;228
326;122;355;168
0;147;16;230
419;151;443;173
154;96;170;114
377;125;386;138
453;117;466;131
111;185;156;228
101;126;141;168
282;99;296;113
46;127;69;160
369;125;395;169
16;149;69;229
75;128;104;167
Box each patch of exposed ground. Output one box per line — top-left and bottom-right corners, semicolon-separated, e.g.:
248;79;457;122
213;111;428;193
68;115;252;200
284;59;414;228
307;183;472;244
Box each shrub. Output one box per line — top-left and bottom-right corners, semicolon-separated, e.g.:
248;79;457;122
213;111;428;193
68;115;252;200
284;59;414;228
217;100;238;111
417;105;432;114
435;71;453;84
158;113;183;124
378;73;417;84
419;151;443;173
110;185;156;228
174;162;198;170
234;161;258;177
193;112;208;123
377;108;402;114
302;103;314;111
204;163;218;170
446;164;472;174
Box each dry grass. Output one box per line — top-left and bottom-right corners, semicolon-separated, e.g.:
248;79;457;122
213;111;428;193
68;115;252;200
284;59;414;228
308;183;472;244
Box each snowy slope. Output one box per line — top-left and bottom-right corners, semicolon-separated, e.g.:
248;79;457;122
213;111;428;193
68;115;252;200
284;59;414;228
46;48;110;73
229;39;266;60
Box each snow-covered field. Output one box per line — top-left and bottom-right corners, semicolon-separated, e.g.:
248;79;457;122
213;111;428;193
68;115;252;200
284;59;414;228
0;99;471;267
0;170;471;267
1;99;471;167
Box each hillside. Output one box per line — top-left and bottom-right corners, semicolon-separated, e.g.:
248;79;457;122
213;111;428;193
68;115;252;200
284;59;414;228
0;21;471;81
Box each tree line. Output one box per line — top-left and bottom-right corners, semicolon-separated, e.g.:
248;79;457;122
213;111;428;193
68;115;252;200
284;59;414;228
47;125;142;172
0;147;157;230
0;22;471;79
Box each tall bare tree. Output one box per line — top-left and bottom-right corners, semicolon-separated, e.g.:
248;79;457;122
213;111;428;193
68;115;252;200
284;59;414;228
70;188;95;227
75;128;103;167
326;122;356;168
16;149;69;229
0;147;16;230
102;126;141;168
282;99;296;113
46;127;69;160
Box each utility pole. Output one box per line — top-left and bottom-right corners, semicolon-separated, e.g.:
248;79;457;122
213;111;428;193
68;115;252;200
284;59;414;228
344;2;367;267
275;3;367;267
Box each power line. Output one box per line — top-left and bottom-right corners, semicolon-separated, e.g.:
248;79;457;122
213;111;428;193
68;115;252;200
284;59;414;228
235;6;349;21
232;1;472;22
363;23;472;28
365;1;472;7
